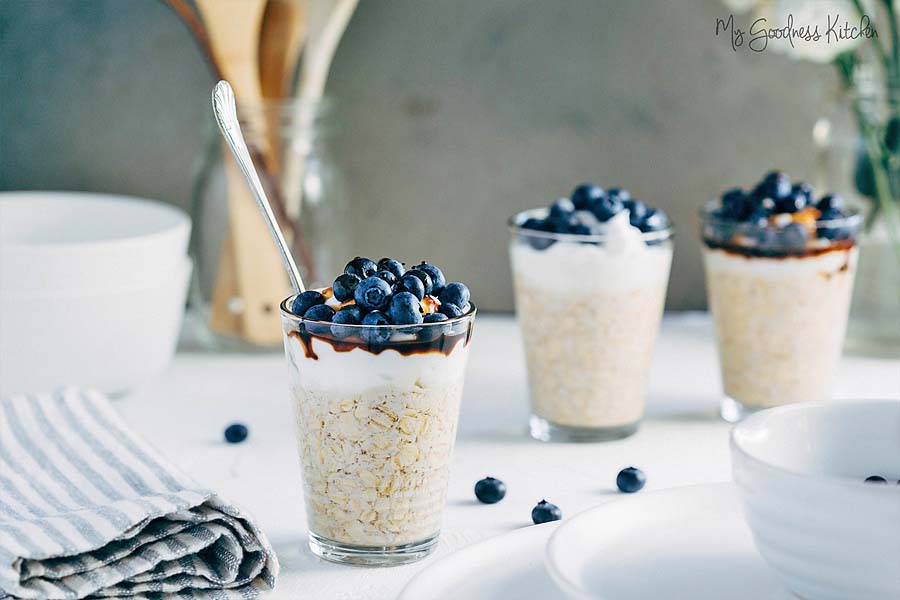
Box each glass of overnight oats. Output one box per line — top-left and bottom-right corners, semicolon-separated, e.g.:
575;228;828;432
509;184;673;442
701;171;862;422
280;257;475;565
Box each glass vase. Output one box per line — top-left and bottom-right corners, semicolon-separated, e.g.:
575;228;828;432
189;99;349;350
814;79;900;357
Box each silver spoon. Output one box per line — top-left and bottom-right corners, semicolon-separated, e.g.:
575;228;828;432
211;80;305;293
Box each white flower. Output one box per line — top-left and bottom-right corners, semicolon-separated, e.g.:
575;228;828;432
720;0;766;14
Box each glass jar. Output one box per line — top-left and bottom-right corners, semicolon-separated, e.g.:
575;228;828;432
189;100;349;350
508;209;673;442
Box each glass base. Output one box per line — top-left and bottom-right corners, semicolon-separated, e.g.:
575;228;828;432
529;415;639;443
308;531;438;566
720;395;764;423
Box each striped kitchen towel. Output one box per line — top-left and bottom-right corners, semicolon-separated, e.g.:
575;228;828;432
0;388;278;599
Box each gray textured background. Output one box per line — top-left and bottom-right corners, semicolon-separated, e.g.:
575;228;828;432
1;0;837;310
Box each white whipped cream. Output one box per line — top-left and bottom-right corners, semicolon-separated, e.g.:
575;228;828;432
703;246;858;278
510;212;672;294
285;334;470;393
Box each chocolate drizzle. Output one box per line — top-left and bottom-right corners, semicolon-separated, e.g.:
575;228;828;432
288;321;474;360
703;237;856;259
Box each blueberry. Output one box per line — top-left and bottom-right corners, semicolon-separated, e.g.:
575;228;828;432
570;184;605;210
521;217;550;231
607;188;631;201
474;477;507;504
344;257;378;279
792;183;815;206
354;276;392;311
548;197;576;222
780;222;808;247
291;290;325;316
865;475;888;484
760;171;792;200
721;188;747;220
377;258;405;279
817;193;845;213
415;262;447;294
624;199;648;227
755;225;778;246
374;270;398;286
388;291;423;325
224;423;248;444
616;467;646;493
332;273;361;302
531;500;562;524
640;209;669;233
423;312;448;323
745;205;772;226
406;269;434;296
396;274;426;300
439;282;470;310
360;310;393;344
331;306;362;338
439;302;464;318
776;190;807;213
304;304;335;322
590;196;624;222
817;209;851;240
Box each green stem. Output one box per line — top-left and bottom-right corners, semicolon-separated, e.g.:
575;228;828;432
883;0;900;87
853;0;894;78
857;109;900;263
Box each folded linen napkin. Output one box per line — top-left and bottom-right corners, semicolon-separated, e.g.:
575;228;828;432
0;388;278;599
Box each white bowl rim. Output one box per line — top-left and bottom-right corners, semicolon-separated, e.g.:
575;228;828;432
730;399;900;491
0;191;190;250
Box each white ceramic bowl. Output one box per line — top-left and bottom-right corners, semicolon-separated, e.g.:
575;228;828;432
731;400;900;600
0;257;191;396
0;191;191;293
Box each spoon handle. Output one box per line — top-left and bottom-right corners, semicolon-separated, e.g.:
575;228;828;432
211;80;305;294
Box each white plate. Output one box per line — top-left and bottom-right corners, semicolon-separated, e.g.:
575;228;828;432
545;483;791;600
398;522;561;600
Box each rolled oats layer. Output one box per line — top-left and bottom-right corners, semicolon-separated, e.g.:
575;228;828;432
704;247;858;409
285;335;468;547
511;240;672;429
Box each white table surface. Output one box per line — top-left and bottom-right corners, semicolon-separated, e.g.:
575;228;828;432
120;313;900;600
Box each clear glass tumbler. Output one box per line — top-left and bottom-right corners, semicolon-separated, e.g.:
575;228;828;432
700;205;862;422
281;297;476;565
509;209;673;442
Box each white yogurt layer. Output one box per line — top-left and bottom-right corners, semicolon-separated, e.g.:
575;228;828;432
511;212;672;294
703;246;858;279
285;334;469;393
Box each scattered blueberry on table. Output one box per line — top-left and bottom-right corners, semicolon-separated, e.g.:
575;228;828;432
474;477;507;504
531;500;562;524
291;257;474;344
865;475;888;484
616;466;646;493
224;423;248;444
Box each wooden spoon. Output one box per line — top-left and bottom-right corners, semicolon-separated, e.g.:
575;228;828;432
195;0;290;345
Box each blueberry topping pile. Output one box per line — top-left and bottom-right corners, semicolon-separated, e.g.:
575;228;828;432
707;171;858;252
224;423;248;444
616;466;646;493
516;184;671;249
531;499;562;524
290;258;473;343
474;476;507;504
864;475;895;484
